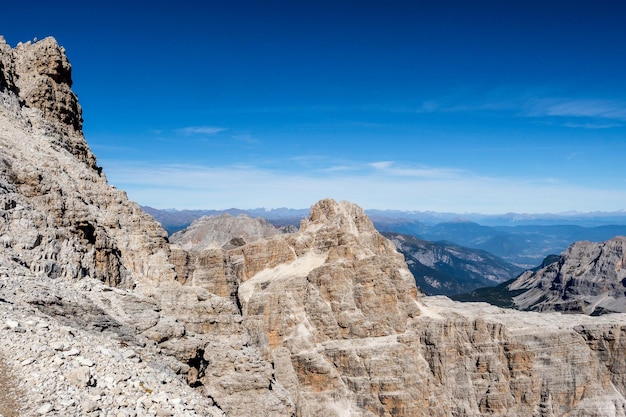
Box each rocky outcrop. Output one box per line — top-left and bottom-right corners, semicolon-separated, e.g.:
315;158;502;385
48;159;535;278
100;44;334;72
164;198;420;415
509;236;626;314
0;36;175;288
405;298;626;417
0;37;297;417
170;213;287;252
1;36;93;167
167;213;293;292
3;36;626;417
171;199;626;416
0;276;225;416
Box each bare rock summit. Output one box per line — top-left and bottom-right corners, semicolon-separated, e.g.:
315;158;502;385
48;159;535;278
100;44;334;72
1;36;92;165
170;213;286;251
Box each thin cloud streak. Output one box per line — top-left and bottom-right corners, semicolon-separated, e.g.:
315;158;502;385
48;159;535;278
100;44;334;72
417;91;626;127
100;160;626;213
560;122;623;129
527;98;626;121
176;126;226;135
370;161;467;179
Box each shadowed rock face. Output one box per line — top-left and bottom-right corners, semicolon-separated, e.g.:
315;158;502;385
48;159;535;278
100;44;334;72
384;232;524;296
509;236;626;314
2;36;626;417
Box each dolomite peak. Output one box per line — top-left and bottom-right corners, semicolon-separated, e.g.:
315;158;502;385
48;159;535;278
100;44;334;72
0;36;175;289
0;36;93;167
170;212;286;252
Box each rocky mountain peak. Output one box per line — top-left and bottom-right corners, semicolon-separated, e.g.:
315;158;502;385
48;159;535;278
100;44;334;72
0;36;93;168
509;236;626;314
0;37;174;289
297;198;396;262
170;213;286;252
304;198;373;233
309;198;368;228
9;37;81;130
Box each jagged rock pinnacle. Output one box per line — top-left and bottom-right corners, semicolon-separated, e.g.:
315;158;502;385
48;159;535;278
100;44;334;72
0;36;95;168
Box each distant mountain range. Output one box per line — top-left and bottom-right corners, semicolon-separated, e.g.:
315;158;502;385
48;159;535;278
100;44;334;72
145;206;626;231
148;206;525;297
366;209;626;227
145;205;626;306
144;206;626;268
375;220;626;267
451;255;560;308
141;206;308;235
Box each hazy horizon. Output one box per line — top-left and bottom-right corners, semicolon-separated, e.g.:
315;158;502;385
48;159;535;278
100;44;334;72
143;204;626;218
3;1;626;213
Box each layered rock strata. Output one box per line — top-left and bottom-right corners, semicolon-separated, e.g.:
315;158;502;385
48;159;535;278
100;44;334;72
0;36;292;417
2;36;626;417
174;203;626;416
509;236;626;314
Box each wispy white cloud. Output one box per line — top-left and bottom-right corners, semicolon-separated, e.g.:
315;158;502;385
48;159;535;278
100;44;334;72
416;87;527;114
369;161;394;170
321;165;360;173
560;121;624;129
417;90;626;128
526;98;626;121
176;126;226;135
369;161;466;179
99;159;626;213
417;100;519;114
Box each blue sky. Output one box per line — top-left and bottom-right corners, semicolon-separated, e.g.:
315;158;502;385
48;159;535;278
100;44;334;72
3;1;626;213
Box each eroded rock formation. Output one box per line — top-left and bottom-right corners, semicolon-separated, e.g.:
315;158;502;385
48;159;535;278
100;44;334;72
0;36;295;417
170;213;287;252
173;205;626;416
509;236;626;314
1;36;626;417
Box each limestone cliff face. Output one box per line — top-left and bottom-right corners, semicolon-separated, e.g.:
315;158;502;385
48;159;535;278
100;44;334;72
237;199;420;341
0;36;175;288
1;36;92;166
3;36;626;417
171;200;626;416
0;37;294;417
237;199;422;415
165;198;420;415
509;236;626;314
